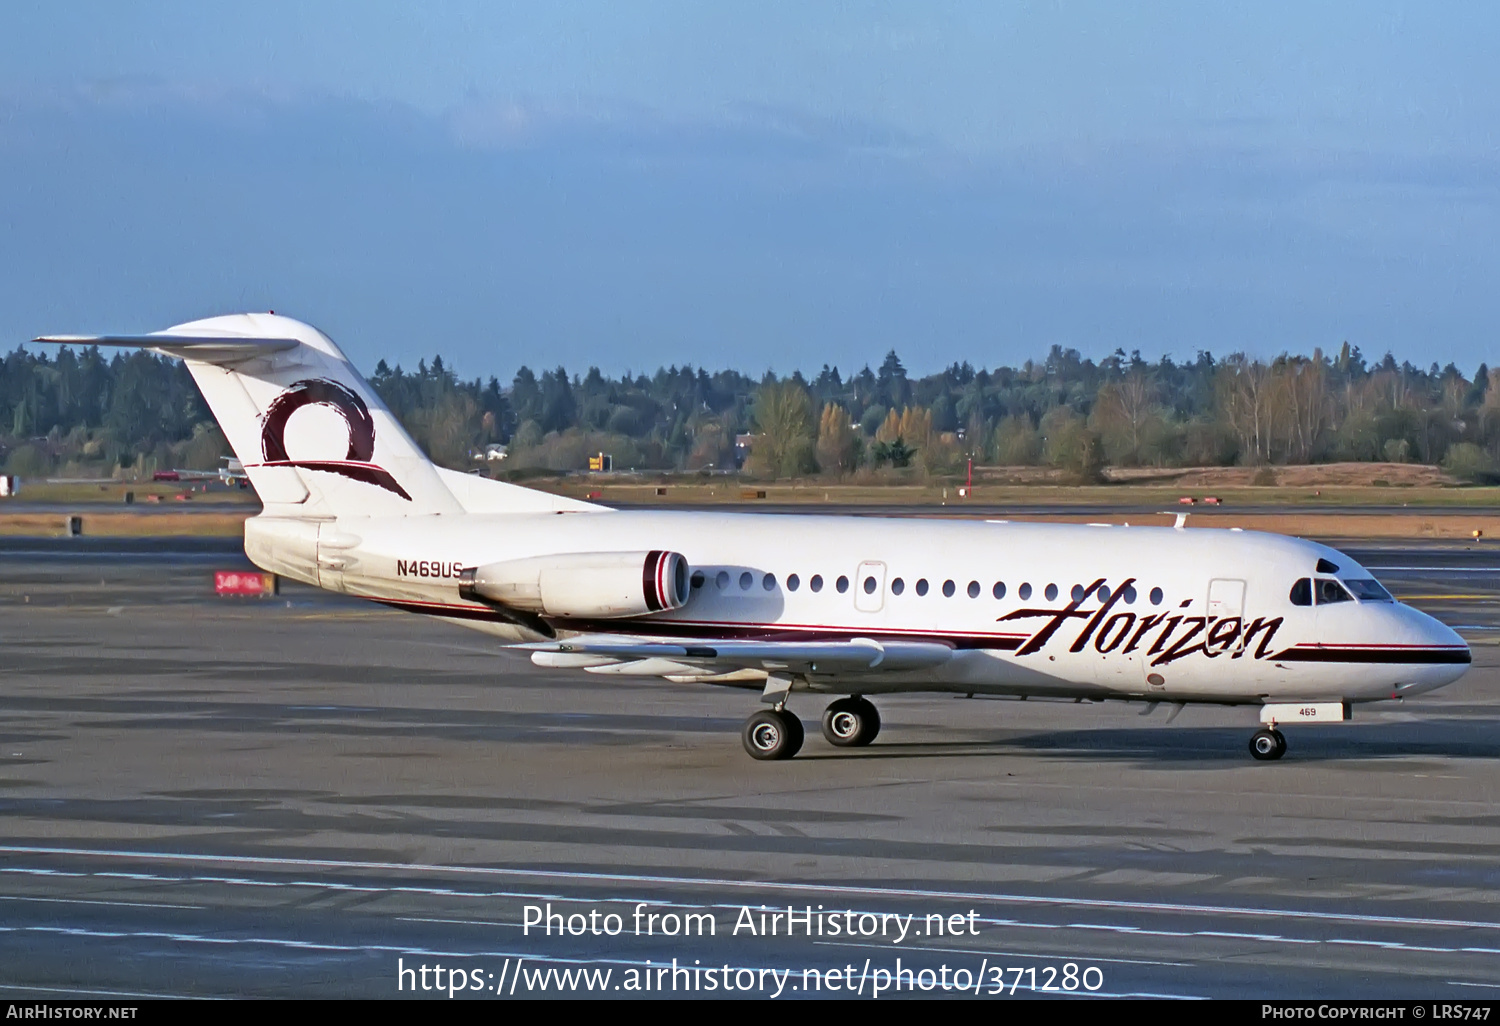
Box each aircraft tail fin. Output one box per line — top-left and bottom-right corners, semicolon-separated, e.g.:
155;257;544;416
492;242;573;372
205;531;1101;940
36;313;599;518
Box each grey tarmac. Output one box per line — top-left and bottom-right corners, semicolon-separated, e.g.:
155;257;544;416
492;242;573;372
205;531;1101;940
0;537;1498;999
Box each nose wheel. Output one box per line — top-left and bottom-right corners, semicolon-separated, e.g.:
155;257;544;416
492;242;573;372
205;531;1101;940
821;696;881;747
1249;728;1287;761
742;708;805;760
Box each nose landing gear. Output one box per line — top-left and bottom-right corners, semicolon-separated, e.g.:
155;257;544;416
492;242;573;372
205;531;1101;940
1249;727;1287;761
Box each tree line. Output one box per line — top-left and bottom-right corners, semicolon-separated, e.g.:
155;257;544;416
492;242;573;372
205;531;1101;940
2;342;1498;482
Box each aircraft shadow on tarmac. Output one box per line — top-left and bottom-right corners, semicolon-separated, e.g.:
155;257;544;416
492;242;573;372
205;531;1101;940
798;719;1500;767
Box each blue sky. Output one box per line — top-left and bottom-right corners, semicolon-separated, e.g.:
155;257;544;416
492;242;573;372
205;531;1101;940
1;2;1496;377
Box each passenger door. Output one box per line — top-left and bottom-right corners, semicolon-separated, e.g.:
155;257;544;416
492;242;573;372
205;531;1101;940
1208;579;1246;620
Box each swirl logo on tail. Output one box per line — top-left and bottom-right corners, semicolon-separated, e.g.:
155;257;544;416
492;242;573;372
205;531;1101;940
256;379;412;500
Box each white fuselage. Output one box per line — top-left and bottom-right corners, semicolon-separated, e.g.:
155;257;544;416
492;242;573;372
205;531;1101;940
43;312;1466;753
246;510;1470;706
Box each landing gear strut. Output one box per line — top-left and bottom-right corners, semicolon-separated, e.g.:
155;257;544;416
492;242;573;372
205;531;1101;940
1249;727;1287;761
742;708;805;760
821;696;881;747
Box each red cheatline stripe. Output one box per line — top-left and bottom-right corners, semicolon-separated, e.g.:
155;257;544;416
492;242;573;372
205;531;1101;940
1272;646;1470;665
374;598;1028;647
383;597;1033;639
1288;643;1466;650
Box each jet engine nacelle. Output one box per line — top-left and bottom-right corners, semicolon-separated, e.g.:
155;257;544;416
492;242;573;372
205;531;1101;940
463;550;690;619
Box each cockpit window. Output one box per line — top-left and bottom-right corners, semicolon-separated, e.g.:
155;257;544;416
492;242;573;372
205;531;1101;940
1316;578;1353;605
1289;578;1312;606
1343;578;1393;602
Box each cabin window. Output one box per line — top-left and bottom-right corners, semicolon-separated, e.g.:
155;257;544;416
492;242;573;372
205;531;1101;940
863;576;878;595
691;571;705;589
916;579;930;596
891;577;905;595
1289;578;1312;606
942;580;956;597
1098;585;1111;602
1019;583;1032;600
716;571;730;590
1071;584;1085;602
740;571;753;590
787;573;800;592
1149;587;1163;605
967;581;981;598
836;575;850;594
810;574;823;592
1344;578;1392;602
763;573;777;591
1316;578;1353;605
992;582;1006;599
1122;584;1136;604
1044;583;1058;601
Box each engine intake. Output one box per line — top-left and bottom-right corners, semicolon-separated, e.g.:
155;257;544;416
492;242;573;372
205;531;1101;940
462;550;690;619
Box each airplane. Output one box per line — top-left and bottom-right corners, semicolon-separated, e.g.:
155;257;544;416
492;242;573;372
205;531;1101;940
162;464;243;485
36;314;1471;762
220;457;248;486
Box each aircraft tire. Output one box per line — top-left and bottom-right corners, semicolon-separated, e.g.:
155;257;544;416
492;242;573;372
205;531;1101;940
821;697;881;747
1249;728;1286;761
743;709;804;760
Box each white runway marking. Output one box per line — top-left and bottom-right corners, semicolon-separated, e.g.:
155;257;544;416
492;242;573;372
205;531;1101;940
814;938;1191;967
0;983;204;1000
1;843;1497;935
20;871;1472;962
1370;566;1500;573
1;924;1015;991
0;894;204;910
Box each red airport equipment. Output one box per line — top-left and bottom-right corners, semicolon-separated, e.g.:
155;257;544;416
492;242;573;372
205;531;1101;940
1178;496;1196;504
214;571;279;597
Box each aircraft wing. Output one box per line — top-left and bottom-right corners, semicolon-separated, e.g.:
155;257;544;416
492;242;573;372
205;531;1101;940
527;635;954;674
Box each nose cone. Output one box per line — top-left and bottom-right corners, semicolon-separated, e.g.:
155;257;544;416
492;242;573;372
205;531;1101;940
1392;602;1471;694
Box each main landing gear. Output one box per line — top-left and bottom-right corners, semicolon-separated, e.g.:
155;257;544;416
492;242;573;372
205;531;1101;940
1249;727;1287;761
821;696;881;748
742;708;804;760
740;696;882;760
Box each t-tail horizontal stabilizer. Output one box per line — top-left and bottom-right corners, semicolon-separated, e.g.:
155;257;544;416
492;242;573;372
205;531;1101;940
32;334;301;366
34;313;604;519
